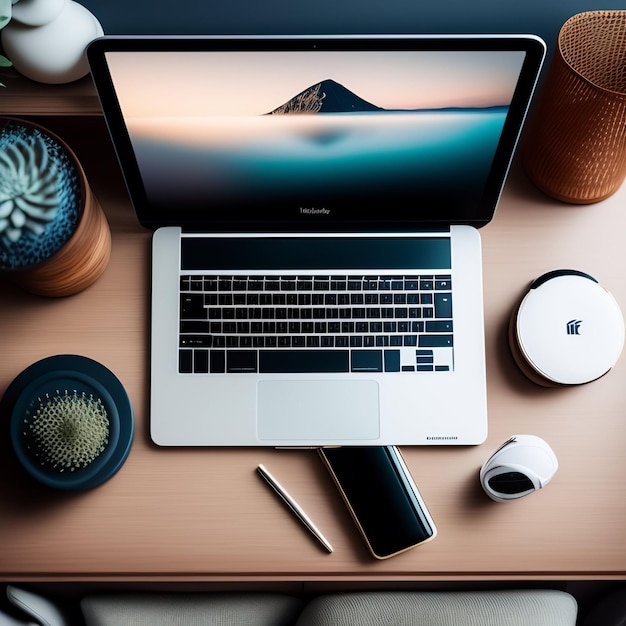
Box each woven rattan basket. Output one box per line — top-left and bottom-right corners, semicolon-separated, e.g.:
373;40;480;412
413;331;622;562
523;11;626;204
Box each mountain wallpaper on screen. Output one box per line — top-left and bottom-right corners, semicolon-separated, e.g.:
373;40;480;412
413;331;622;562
128;76;510;217
267;78;508;116
267;79;383;114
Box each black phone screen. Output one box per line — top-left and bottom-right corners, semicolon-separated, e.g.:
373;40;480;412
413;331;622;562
319;446;435;558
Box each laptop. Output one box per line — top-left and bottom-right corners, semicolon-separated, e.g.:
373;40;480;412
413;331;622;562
87;34;545;446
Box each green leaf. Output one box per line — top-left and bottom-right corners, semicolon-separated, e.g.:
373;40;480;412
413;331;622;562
0;55;12;67
0;0;11;28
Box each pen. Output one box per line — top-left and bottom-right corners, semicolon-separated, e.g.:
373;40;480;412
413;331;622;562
256;464;333;553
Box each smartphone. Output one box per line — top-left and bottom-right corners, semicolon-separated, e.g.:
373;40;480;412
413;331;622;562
318;446;437;559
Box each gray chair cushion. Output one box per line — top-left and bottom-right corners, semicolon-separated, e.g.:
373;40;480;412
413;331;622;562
81;592;303;626
295;590;578;626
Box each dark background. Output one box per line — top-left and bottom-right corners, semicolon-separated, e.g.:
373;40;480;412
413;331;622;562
79;0;624;63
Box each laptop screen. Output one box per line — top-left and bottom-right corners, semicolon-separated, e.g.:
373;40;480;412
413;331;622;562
88;36;545;232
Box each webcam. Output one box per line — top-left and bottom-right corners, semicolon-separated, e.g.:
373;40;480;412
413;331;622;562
480;434;558;502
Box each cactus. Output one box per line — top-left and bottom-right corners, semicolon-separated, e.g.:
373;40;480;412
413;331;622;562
25;390;110;472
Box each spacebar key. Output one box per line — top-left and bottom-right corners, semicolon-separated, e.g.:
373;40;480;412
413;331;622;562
259;350;349;373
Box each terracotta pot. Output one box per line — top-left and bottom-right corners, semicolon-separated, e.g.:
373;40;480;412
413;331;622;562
0;117;111;296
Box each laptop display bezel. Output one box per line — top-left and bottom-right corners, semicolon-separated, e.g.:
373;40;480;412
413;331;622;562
87;35;545;233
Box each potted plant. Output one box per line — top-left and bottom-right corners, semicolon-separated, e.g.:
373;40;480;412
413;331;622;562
0;116;111;296
2;354;134;490
0;0;18;84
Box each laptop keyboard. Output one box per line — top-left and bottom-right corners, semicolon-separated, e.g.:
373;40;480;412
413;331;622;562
178;274;454;374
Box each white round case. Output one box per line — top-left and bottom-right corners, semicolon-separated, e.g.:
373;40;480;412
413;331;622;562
510;270;624;386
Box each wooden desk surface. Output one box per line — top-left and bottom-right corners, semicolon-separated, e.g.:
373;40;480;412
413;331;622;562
1;116;625;583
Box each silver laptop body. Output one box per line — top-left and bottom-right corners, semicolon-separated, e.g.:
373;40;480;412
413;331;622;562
87;34;545;446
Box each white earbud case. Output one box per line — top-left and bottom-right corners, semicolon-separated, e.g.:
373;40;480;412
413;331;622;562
510;270;624;386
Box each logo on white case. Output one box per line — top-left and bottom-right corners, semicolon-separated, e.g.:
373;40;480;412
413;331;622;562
566;319;582;335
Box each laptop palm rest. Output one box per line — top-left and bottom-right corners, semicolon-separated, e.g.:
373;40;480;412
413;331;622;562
257;380;380;441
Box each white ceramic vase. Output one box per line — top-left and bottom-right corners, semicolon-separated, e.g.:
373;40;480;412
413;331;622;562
1;0;103;84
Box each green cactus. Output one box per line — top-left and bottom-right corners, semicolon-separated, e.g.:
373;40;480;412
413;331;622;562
26;390;110;472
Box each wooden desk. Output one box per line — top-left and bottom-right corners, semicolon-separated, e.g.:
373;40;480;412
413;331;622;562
1;80;626;582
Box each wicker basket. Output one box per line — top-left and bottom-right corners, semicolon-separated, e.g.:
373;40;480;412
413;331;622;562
522;11;626;204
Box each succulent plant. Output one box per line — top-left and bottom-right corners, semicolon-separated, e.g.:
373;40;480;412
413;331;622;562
0;0;19;78
0;133;59;244
25;390;110;472
0;121;79;270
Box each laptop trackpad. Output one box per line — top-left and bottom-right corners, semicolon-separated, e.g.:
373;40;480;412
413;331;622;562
257;380;380;441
